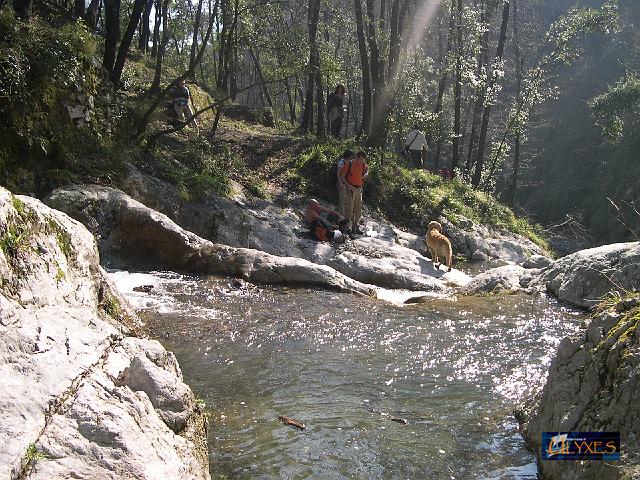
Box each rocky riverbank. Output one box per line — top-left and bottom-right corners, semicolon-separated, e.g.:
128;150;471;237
0;187;210;479
3;179;639;480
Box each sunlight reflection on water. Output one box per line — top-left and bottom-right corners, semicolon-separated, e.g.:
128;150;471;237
110;270;583;480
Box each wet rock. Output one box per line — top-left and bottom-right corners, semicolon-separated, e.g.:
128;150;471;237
0;187;209;479
133;284;154;293
45;185;375;296
462;265;532;294
518;295;640;479
538;242;640;310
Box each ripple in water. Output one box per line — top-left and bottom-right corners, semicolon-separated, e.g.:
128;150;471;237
110;271;583;480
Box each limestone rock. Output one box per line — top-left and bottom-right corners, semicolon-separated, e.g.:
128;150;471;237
45;185;376;295
522;254;553;269
462;265;532;294
539;242;640;309
440;216;547;264
0;187;209;480
119;165;472;292
518;295;640;479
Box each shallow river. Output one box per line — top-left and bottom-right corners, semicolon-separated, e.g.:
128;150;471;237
110;271;583;480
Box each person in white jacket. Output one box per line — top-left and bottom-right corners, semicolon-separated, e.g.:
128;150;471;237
404;125;429;169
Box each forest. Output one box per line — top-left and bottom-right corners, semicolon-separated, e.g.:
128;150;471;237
1;0;638;245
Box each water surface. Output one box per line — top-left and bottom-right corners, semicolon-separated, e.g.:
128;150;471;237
110;271;582;480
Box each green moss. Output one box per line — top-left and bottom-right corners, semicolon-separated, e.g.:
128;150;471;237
47;217;74;262
101;292;122;319
593;293;640;353
55;266;65;283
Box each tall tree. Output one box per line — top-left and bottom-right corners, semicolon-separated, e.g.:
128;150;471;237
300;0;321;132
465;0;489;174
112;0;147;84
472;0;510;187
103;0;121;75
138;0;153;52
451;0;463;173
150;0;169;93
354;0;372;137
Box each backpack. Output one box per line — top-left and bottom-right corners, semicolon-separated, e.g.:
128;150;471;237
330;158;350;188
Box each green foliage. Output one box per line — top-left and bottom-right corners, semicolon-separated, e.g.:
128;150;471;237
590;73;640;143
0;196;37;261
152;137;238;200
24;443;49;465
293;143;549;251
0;7;125;193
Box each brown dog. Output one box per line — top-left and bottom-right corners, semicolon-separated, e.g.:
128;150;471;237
425;220;452;272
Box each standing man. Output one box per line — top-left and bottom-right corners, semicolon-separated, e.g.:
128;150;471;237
404;124;429;169
340;150;368;236
336;149;354;219
327;84;346;139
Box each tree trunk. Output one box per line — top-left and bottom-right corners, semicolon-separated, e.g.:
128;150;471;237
353;0;371;138
314;46;325;137
150;0;161;57
14;0;33;19
465;0;488;174
365;0;382;107
451;0;463;173
138;0;153;52
150;0;169;93
432;0;456;170
189;0;205;71
74;0;85;18
249;49;273;108
506;0;521;204
84;0;100;29
112;0;147;85
102;0;121;75
472;0;510;188
300;0;320;132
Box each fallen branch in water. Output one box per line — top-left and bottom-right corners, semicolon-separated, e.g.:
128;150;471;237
278;415;306;430
368;408;408;425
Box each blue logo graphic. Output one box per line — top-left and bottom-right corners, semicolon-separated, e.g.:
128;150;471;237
541;432;620;461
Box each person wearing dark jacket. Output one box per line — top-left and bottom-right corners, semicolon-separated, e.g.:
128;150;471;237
327;84;346;139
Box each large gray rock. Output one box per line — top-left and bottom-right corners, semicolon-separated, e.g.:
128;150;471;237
0;187;209;479
440;216;548;264
46;184;468;293
539;242;640;310
462;265;534;294
119;166;471;291
518;295;640;479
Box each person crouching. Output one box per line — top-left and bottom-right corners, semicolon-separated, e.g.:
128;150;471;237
305;199;348;242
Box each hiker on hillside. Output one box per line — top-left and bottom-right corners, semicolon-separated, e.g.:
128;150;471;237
336;149;355;218
171;78;198;129
340;150;368;236
327;84;346;139
404;125;429;169
305;199;348;242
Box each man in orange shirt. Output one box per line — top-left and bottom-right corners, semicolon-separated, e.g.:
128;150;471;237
339;150;368;236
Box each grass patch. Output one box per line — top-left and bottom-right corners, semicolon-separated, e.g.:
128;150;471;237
291;142;550;252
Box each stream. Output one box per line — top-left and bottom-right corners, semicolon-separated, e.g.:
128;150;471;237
110;270;583;480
